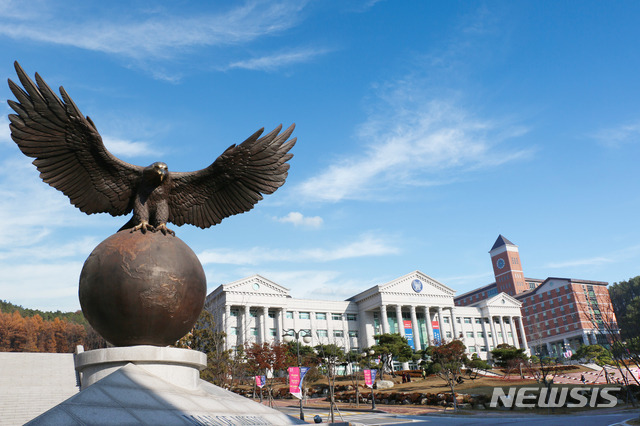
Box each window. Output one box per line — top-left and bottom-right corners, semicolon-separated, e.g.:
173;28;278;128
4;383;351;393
332;313;342;321
317;329;328;337
469;345;476;353
250;310;258;318
230;309;238;317
301;329;311;337
477;332;484;338
480;346;487;352
316;312;327;320
299;312;310;320
346;314;357;321
250;328;258;336
475;318;481;324
446;331;452;338
466;331;474;338
269;328;276;337
268;311;276;318
488;332;492;338
230;327;238;335
443;317;450;324
348;330;358;337
464;317;472;324
456;317;461;323
333;330;344;337
286;311;293;319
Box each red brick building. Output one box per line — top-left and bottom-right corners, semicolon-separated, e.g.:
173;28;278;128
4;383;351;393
455;235;618;357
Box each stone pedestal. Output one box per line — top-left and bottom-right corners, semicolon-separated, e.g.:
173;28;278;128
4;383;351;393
74;346;206;390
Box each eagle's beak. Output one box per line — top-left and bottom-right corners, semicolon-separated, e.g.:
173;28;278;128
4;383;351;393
158;169;166;181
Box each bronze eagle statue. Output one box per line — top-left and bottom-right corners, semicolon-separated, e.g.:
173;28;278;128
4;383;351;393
7;62;296;235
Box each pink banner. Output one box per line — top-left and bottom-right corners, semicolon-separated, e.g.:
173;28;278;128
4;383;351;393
288;366;302;399
364;369;372;387
364;369;377;388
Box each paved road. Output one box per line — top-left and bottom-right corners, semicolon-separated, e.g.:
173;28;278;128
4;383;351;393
277;406;640;425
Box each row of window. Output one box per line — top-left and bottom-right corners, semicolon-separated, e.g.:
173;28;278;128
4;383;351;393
230;310;357;321
229;327;359;338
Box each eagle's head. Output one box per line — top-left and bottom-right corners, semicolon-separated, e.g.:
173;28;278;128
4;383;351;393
143;162;168;183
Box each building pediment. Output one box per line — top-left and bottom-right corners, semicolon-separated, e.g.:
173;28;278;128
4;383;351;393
378;271;456;297
474;292;522;308
222;274;290;298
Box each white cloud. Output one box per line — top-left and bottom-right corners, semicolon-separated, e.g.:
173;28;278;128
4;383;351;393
0;115;11;145
224;48;330;72
0;1;307;61
274;211;323;228
198;233;398;265
103;135;156;158
298;97;531;202
591;121;640;148
545;257;614;269
0;261;83;311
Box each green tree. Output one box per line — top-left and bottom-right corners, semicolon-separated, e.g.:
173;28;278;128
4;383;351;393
370;333;414;377
490;343;528;378
429;340;467;410
174;310;232;387
571;344;613;366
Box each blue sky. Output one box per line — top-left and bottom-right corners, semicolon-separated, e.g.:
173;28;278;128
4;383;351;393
1;1;640;312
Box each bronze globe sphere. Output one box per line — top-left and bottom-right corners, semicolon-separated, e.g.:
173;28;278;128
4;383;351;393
79;231;207;347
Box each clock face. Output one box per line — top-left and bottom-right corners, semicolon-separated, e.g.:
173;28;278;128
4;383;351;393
496;258;505;269
411;279;423;293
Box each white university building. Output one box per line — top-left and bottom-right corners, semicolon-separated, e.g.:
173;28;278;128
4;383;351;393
205;271;529;362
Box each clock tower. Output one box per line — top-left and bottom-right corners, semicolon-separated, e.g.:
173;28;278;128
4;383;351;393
489;235;528;296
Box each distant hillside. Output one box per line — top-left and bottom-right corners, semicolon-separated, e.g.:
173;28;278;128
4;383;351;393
0;300;87;325
0;301;106;352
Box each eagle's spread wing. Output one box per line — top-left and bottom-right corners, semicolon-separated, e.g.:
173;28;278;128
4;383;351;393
168;124;296;229
7;62;142;216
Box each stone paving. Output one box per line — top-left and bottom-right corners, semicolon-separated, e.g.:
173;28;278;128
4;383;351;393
0;352;80;425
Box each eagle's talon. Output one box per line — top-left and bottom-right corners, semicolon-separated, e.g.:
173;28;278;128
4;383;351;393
156;223;175;236
131;221;154;234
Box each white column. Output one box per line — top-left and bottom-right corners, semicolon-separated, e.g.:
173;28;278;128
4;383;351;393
517;317;528;350
582;332;590;345
489;316;498;348
425;307;434;345
395;305;404;336
310;311;317;346
509;317;518;347
224;305;231;350
450;308;458;341
436;307;444;344
409;305;421;351
224;305;231;334
499;316;507;345
546;342;553;355
380;305;389;334
342;314;350;352
261;306;269;344
278;308;285;342
481;318;490;353
243;305;251;345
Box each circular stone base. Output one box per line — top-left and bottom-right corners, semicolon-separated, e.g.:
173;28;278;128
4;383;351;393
74;346;206;390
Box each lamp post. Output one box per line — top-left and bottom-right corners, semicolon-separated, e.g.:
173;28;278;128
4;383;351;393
283;329;312;421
